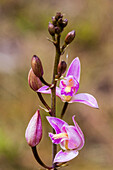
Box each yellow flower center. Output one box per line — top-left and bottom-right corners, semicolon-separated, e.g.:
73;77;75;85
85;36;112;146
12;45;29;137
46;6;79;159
65;140;69;150
53;133;68;139
64;95;72;102
53;133;69;150
65;86;71;93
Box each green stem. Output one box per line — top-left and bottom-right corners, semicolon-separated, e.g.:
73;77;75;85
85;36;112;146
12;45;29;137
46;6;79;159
51;34;61;170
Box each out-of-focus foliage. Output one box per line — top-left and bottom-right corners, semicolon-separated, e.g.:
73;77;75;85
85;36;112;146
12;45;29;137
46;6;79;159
0;0;113;169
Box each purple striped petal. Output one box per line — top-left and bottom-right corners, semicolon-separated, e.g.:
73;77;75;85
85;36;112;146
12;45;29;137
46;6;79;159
37;85;51;94
46;117;68;134
66;57;80;82
54;150;79;163
72;116;84;138
69;93;99;108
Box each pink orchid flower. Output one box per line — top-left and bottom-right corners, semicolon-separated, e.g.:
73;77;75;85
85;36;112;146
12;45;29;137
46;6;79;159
38;57;98;108
46;116;85;163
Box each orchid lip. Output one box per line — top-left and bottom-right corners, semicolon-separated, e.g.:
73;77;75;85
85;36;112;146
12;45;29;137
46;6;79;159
53;133;68;139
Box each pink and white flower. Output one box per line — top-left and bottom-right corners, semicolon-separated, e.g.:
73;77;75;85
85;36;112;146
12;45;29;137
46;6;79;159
38;57;98;108
46;116;85;163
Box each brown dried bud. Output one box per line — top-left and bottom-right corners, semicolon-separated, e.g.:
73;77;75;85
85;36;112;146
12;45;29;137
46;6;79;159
31;55;43;78
28;68;42;91
65;30;75;44
57;61;67;76
48;22;55;36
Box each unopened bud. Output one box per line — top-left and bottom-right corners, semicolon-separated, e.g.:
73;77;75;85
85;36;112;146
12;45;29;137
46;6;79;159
52;16;57;26
55;26;62;34
62;19;68;27
48;22;55;36
25;110;42;147
65;30;75;44
58;18;63;25
31;55;43;78
28;68;42;91
57;61;67;76
55;12;63;20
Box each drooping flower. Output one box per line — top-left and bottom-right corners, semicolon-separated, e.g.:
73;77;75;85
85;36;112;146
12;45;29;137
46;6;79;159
38;57;98;108
25;110;42;147
46;116;85;163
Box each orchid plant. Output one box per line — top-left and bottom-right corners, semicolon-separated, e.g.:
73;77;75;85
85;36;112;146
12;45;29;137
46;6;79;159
25;12;98;170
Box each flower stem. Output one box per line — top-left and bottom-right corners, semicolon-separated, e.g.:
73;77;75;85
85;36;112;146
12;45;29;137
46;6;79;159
37;92;52;116
40;76;51;86
31;146;52;169
61;102;68;118
51;34;61;170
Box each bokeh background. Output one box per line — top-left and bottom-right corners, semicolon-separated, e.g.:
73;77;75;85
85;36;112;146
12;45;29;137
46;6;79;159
0;0;113;169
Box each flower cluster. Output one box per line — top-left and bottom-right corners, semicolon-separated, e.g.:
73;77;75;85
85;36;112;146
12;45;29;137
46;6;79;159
25;12;99;170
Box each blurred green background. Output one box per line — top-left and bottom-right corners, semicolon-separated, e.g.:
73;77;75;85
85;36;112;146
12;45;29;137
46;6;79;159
0;0;113;169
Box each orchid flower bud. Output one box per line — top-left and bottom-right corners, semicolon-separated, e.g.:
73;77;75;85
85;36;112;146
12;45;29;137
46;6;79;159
52;16;57;26
65;30;75;45
62;19;68;27
55;26;62;34
55;12;63;20
58;18;63;25
31;55;44;78
25;110;42;147
28;68;42;91
48;22;55;36
57;61;67;76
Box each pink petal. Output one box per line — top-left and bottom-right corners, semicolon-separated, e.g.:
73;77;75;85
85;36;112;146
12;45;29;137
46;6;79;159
66;57;80;82
65;126;84;150
37;85;51;94
38;86;64;101
54;150;79;163
72;116;84;138
60;141;67;150
46;117;68;134
69;93;99;108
